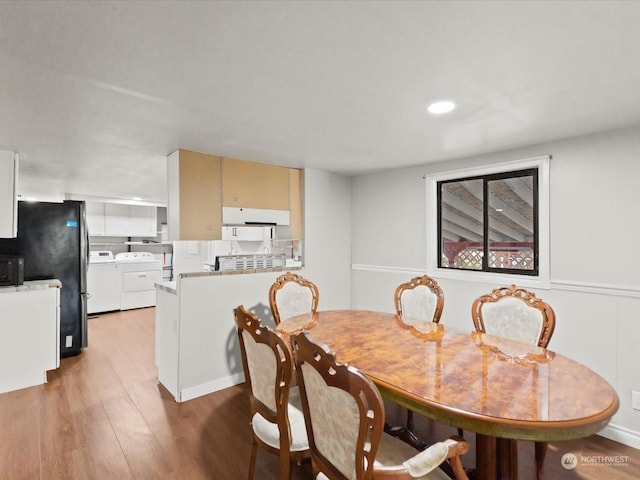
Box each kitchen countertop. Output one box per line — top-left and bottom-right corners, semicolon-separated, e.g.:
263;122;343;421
155;281;177;294
154;266;302;296
0;279;62;294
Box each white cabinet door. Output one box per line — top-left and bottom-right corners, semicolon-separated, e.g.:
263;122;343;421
85;201;106;236
0;287;59;394
221;226;271;241
104;203;157;237
104;203;130;236
0;150;18;238
129;205;157;237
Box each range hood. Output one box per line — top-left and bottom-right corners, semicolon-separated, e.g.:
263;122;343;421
222;207;290;226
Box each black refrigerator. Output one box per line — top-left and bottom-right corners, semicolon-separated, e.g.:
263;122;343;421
0;200;89;357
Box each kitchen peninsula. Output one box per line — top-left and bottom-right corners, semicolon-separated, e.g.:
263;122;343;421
0;279;60;394
154;268;301;402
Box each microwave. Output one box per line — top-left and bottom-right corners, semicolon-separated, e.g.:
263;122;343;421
0;255;24;287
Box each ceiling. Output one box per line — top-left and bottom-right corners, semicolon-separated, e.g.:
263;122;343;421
2;1;640;204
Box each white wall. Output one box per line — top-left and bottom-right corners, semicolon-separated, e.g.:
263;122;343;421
350;125;640;449
303;169;352;310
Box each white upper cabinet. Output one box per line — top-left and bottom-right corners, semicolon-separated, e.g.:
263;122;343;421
105;203;157;237
221;226;272;241
222;207;290;226
0;150;18;238
88;202;157;237
85;201;106;236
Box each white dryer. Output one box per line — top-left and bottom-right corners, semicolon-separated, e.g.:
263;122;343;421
88;251;121;314
115;252;162;310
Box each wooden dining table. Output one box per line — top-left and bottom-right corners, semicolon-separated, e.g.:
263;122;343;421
276;310;619;480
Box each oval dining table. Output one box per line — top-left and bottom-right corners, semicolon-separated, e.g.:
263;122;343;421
276;310;619;480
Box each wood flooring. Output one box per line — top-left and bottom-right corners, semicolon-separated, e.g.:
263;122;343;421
0;307;637;479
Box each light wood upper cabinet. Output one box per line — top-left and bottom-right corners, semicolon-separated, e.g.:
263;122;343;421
0;150;18;238
222;157;290;210
167;150;303;241
167;149;222;240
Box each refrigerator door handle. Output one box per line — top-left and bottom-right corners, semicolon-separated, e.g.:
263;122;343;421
80;292;88;348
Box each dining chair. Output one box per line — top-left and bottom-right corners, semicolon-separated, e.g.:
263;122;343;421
291;330;470;480
394;274;445;327
234;305;310;480
393;275;446;434
269;272;319;325
471;284;556;480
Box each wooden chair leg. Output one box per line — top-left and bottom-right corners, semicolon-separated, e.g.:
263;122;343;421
279;446;292;480
279;458;291;480
407;409;414;431
247;435;258;480
535;441;548;480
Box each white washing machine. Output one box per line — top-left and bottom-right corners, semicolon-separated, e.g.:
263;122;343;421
115;252;162;310
88;251;122;314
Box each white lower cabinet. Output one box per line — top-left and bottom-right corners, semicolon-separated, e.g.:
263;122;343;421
155;285;180;399
0;283;60;394
154;270;303;402
156;274;250;403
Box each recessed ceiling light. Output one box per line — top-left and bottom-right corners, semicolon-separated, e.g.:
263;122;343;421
427;100;456;115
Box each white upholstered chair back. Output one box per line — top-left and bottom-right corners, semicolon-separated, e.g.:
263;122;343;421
270;272;319;325
479;297;543;346
241;329;279;412
399;286;439;325
394;275;444;327
276;282;314;322
300;363;362;479
471;285;556;348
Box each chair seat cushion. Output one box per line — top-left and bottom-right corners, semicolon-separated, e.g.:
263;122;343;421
374;433;451;480
251;386;309;452
315;433;451;479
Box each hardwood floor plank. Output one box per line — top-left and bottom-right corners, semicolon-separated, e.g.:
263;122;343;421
0;387;41;480
38;378;81;465
40;448;87;480
78;451;134;480
101;393;175;479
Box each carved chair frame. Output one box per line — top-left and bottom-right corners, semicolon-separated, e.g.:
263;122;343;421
269;272;320;325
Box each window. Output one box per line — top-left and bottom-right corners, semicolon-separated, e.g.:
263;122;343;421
438;168;538;274
426;156;549;288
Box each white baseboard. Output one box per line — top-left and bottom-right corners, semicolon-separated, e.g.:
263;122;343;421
179;373;244;403
598;423;640;450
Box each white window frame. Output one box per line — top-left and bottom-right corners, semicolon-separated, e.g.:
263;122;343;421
426;155;550;289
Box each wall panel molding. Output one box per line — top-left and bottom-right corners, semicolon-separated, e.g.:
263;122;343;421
351;264;640;299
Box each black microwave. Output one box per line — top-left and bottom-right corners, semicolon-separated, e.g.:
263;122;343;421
0;255;24;286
